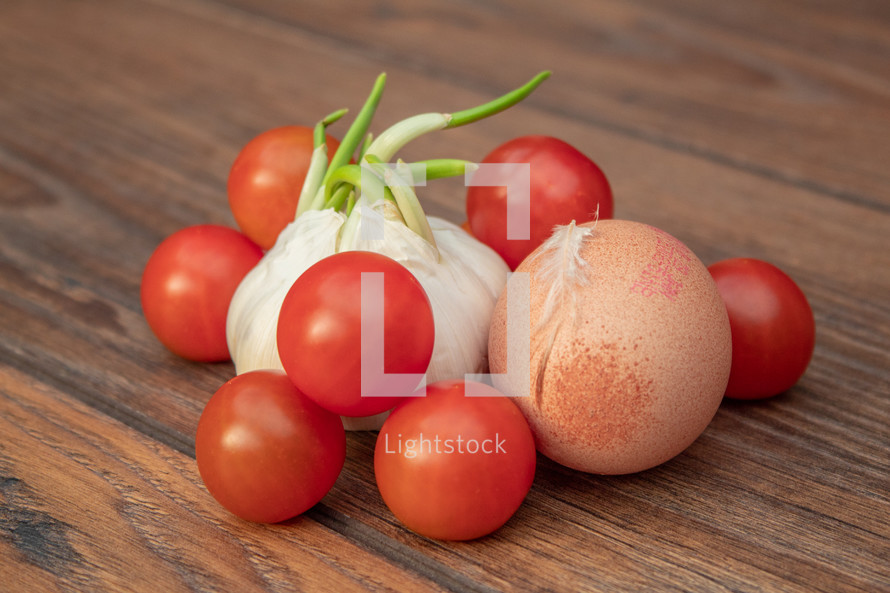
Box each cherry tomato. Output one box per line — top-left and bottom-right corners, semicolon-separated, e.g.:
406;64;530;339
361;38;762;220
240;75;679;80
466;135;613;269
141;224;262;362
228;126;341;250
374;380;536;541
277;251;435;417
708;258;816;399
195;370;346;523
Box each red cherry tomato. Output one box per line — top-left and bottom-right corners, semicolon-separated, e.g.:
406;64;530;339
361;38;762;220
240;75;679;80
374;380;536;541
277;251;435;417
141;224;262;362
466;135;613;269
195;370;346;523
708;258;816;399
228;126;341;250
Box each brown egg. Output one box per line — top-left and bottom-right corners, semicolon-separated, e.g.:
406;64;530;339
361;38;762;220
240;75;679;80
488;219;731;474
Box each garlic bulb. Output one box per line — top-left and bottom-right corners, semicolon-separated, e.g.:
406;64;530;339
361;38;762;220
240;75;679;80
226;208;345;374
225;71;548;430
226;199;509;429
344;200;509;383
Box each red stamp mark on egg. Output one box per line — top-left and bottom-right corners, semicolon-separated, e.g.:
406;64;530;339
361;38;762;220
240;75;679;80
630;230;693;301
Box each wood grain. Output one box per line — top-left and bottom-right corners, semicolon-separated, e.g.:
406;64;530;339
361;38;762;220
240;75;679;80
212;0;890;208
0;0;888;591
0;365;460;592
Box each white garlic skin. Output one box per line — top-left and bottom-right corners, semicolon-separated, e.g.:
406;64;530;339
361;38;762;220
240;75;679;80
225;202;509;430
226;209;345;376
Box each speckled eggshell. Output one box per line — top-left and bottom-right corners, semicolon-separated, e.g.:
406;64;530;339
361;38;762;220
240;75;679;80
489;219;731;474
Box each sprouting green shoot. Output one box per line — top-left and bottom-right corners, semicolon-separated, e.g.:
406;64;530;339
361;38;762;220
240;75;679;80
322;73;387;187
447;71;550;128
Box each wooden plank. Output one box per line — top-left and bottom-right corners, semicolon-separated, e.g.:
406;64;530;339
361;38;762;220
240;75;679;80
0;365;456;592
0;0;888;591
1;0;886;432
210;0;890;210
1;369;886;592
329;421;890;593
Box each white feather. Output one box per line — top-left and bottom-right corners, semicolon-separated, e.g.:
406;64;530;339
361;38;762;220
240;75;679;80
531;221;594;331
528;220;595;400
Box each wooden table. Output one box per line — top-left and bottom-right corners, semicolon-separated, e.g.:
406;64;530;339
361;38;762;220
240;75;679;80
1;1;888;591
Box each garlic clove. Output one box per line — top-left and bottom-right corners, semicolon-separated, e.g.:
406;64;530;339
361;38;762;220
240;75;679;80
226;209;346;375
225;201;509;432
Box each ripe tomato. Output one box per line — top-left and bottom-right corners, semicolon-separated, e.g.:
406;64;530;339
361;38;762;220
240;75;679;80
195;370;346;523
374;380;536;541
228;126;341;250
708;258;816;399
466;135;613;269
277;251;435;417
141;224;262;362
